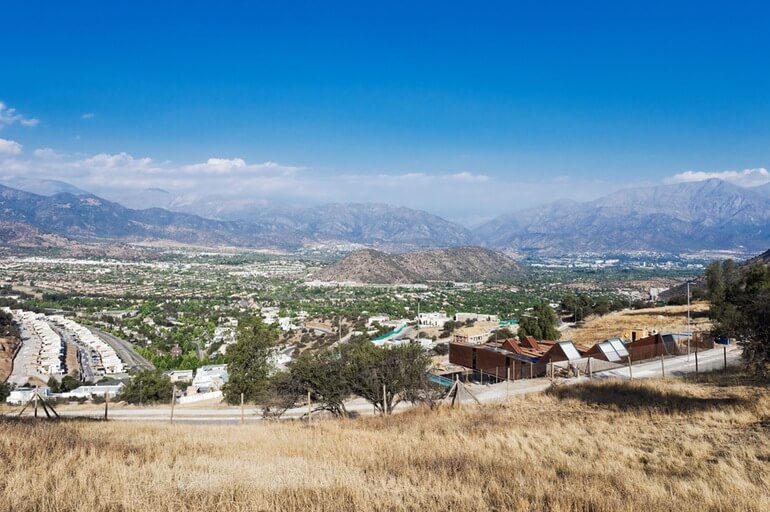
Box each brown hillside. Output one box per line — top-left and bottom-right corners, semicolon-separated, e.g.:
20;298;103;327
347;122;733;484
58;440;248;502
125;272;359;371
312;246;520;284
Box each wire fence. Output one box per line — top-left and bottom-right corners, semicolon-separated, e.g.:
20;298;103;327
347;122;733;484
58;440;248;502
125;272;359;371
452;335;730;385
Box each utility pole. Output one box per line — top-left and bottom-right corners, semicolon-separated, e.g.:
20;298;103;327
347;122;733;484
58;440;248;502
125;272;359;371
687;280;691;361
417;299;420;337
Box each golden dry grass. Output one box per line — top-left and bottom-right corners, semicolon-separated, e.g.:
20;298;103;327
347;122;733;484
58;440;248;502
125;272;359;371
1;371;768;512
563;302;713;345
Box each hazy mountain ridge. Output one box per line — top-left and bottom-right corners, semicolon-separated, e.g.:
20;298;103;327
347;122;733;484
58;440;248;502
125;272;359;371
3;178;770;254
0;185;469;250
476;179;770;254
312;247;520;284
0;185;297;249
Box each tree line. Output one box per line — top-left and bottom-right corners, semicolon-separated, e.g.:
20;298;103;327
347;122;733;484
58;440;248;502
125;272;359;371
706;259;770;376
222;316;441;417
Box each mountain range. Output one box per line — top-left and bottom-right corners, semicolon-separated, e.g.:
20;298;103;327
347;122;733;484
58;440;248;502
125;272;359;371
474;179;770;254
1;178;770;254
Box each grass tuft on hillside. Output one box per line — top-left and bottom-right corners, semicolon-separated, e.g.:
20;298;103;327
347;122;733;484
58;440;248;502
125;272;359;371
1;370;768;511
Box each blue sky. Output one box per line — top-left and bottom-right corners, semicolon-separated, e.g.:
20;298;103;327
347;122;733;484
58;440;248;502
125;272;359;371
2;1;770;224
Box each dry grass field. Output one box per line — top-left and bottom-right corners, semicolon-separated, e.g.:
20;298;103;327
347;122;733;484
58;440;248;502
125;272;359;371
562;302;713;345
1;370;768;512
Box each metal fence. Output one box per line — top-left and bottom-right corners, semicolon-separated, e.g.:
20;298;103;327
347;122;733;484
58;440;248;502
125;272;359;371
458;337;728;385
547;337;726;380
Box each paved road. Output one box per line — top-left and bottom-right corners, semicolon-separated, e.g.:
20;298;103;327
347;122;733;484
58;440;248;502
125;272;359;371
8;345;743;423
49;324;95;382
87;327;154;371
7;324;46;386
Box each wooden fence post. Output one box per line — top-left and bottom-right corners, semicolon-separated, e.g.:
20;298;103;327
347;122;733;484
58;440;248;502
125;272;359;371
169;386;176;425
660;354;665;378
723;346;727;372
240;392;245;425
104;392;109;421
382;384;387;415
627;355;633;380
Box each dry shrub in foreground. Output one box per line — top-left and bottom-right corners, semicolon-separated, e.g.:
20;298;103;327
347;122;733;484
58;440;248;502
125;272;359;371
0;372;768;512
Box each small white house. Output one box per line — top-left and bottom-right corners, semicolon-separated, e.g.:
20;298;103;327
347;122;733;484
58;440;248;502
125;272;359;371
165;369;194;383
6;387;51;405
367;315;390;327
417;312;450;328
192;364;229;393
61;383;124;400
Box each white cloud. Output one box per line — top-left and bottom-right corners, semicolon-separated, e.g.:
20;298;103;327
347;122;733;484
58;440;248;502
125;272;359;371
0;146;619;224
183;158;301;175
0;138;22;155
81;112;95;120
665;168;770;187
0;150;307;199
450;171;489;183
33;148;65;160
0;101;39;128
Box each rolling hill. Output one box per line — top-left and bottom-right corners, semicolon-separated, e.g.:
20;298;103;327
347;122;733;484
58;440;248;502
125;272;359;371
311;246;520;283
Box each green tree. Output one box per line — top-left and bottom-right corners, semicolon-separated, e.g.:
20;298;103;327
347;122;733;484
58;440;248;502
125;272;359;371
47;376;61;393
60;374;81;392
487;328;515;342
117;370;173;404
344;341;436;414
222;316;278;404
259;370;304;419
0;381;12;402
289;349;351;417
518;302;559;340
708;260;770;376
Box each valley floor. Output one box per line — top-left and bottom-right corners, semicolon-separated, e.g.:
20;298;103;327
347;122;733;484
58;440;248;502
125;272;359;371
1;369;768;512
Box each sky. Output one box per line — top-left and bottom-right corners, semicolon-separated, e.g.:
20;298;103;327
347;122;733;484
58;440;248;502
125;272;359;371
2;1;770;225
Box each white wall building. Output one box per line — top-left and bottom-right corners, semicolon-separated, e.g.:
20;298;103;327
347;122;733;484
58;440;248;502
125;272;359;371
454;312;500;323
417;312;450;328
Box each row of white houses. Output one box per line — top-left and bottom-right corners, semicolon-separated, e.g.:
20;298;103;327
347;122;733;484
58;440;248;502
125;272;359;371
49;315;125;374
5;309;65;376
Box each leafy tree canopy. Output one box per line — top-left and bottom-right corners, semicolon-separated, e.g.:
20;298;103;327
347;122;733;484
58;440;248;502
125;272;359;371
222;315;279;404
518;302;559;341
706;260;770;376
117;370;173;404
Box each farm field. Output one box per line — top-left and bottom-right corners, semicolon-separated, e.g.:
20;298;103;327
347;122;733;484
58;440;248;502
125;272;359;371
0;370;767;512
